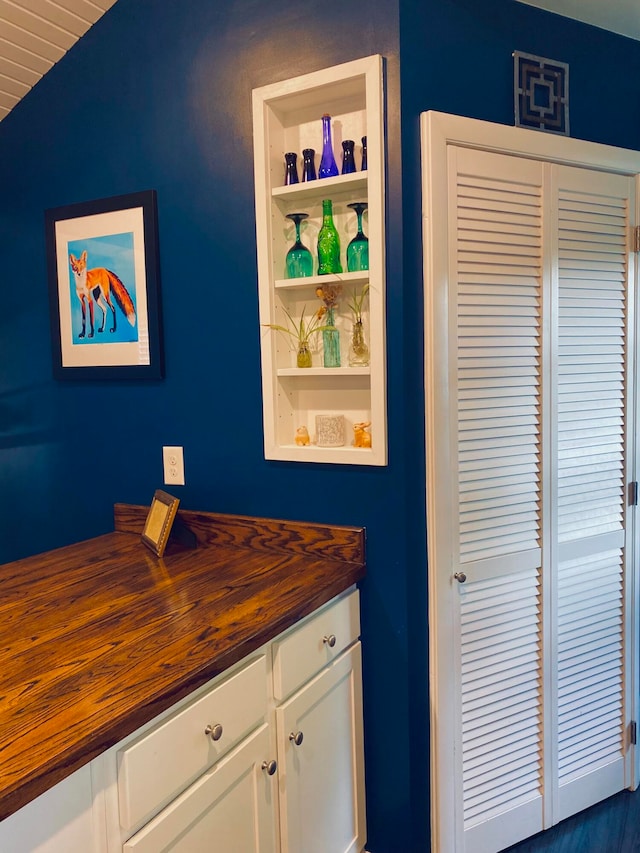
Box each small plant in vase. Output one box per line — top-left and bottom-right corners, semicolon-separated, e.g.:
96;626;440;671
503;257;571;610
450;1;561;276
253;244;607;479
315;284;343;368
263;305;332;368
347;284;370;367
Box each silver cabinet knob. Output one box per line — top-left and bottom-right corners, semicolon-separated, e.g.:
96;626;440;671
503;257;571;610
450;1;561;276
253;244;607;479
454;572;467;584
261;759;277;776
323;634;337;648
289;730;304;746
204;723;223;741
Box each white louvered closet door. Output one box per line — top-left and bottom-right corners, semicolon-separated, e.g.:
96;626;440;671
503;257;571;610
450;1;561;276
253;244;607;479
425;143;635;853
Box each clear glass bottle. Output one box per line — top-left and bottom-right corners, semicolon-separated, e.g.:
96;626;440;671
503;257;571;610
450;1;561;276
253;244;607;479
322;305;341;368
319;115;339;179
317;199;342;275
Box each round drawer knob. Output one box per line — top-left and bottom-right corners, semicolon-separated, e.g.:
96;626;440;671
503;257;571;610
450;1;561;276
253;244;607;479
323;634;337;648
289;730;304;746
261;759;278;776
454;572;467;584
205;723;223;741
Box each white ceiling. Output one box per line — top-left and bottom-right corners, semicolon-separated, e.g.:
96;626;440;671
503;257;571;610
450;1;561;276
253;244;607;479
0;1;639;126
0;0;117;124
515;0;640;41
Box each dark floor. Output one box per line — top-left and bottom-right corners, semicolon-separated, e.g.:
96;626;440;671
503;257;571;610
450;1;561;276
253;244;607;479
503;788;640;852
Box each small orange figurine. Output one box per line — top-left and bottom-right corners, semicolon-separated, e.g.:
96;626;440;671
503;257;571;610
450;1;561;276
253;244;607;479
353;422;372;448
295;425;310;446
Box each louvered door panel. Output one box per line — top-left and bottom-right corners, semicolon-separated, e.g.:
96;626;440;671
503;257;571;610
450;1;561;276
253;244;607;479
456;157;542;565
461;569;542;827
450;148;545;853
556;180;628;542
553;168;631;820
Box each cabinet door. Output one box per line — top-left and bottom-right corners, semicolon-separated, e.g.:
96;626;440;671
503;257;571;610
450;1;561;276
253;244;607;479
276;643;365;853
123;725;278;853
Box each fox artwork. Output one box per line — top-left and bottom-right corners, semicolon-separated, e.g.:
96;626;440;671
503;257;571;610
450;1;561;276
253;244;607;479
69;250;136;338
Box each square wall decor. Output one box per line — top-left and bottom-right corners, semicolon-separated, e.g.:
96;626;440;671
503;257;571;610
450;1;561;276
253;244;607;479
514;51;569;135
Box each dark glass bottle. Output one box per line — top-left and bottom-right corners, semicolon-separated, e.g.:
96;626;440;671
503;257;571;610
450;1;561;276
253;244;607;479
317;199;342;275
302;148;316;181
284;152;299;185
361;136;368;171
319;115;339;179
341;140;356;174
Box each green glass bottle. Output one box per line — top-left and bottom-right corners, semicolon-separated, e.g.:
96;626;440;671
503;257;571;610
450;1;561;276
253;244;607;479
317;199;342;275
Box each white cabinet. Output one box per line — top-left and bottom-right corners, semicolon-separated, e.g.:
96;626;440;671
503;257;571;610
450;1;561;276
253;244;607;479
276;646;365;853
252;55;387;465
102;589;364;853
0;764;98;853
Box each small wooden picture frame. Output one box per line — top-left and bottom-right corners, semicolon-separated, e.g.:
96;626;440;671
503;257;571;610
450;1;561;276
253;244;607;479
141;490;180;556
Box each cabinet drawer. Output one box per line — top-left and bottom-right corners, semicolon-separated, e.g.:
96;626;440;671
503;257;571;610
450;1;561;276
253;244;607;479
122;724;277;853
118;654;267;832
272;589;360;701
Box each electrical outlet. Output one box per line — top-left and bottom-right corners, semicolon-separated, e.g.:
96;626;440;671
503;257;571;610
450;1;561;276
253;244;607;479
162;446;185;485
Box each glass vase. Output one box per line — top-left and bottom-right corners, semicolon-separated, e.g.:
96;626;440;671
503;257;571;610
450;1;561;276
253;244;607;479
341;140;356;174
302;148;316;181
317;199;342;275
322;306;341;368
284;152;299;185
319;114;339;179
297;341;312;368
349;318;369;367
347;202;369;272
361;136;368;171
285;213;313;278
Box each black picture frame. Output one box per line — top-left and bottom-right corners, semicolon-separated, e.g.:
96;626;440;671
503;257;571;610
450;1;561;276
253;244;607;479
45;190;163;380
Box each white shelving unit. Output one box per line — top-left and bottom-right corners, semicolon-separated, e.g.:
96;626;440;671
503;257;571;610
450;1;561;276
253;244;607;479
252;54;387;465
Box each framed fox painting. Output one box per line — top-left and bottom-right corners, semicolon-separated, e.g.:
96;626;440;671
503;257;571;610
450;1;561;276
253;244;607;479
45;190;164;379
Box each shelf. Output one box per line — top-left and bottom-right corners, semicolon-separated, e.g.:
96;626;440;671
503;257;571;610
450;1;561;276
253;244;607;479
253;54;386;466
277;367;370;377
275;271;369;290
272;172;367;202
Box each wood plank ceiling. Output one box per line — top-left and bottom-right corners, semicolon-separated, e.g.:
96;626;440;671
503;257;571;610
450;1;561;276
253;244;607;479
0;0;118;123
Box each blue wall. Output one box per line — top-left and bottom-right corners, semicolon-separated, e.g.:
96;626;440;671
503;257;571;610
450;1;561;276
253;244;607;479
2;0;640;850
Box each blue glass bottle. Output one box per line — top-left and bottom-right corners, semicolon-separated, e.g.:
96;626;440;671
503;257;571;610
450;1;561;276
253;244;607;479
302;148;316;181
319;115;339;179
341;140;356;174
284;152;299;185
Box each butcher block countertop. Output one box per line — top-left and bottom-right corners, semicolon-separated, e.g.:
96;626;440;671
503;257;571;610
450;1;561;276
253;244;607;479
0;503;365;821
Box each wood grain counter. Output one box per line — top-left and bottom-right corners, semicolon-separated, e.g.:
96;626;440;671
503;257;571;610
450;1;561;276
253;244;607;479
0;504;365;821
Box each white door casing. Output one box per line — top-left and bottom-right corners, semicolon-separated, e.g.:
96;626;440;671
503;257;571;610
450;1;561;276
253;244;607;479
421;112;640;853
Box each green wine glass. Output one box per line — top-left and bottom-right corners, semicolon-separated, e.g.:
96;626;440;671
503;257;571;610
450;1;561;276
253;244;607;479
347;202;369;272
285;213;313;278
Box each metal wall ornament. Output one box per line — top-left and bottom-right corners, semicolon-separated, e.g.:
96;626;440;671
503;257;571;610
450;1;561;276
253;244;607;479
513;50;569;136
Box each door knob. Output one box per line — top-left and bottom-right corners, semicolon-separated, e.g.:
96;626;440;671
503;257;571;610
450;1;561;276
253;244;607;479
261;759;277;775
454;572;467;584
289;730;304;746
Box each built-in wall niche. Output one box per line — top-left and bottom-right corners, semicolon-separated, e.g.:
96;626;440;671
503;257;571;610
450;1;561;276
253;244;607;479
252;54;387;465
